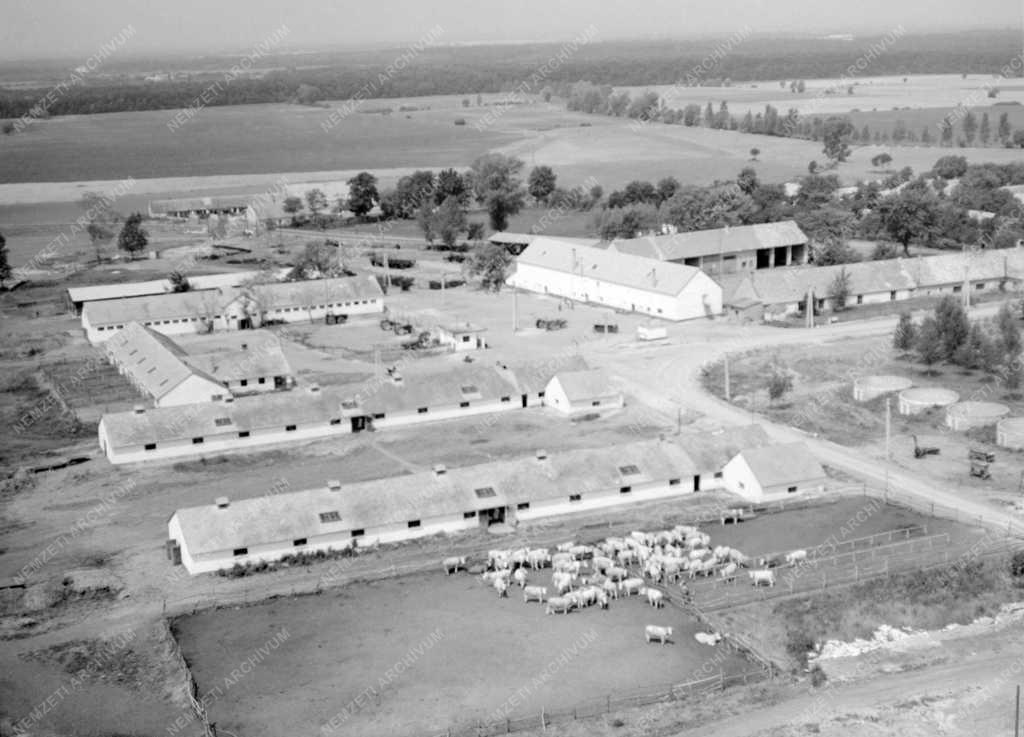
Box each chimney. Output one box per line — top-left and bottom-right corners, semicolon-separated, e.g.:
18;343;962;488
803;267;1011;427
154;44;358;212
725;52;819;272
215;496;230;509
327;479;341;491
535;449;548;461
133;404;145;415
432;463;447;477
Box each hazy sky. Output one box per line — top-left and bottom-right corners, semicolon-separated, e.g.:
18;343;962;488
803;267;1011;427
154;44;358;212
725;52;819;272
3;0;1022;59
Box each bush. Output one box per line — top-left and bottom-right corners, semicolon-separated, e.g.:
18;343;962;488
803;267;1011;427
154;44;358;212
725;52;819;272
809;665;828;687
454;118;467;126
444;254;467;263
370;253;415;269
1011;551;1024;578
785;630;817;667
375;274;415;293
428;278;464;290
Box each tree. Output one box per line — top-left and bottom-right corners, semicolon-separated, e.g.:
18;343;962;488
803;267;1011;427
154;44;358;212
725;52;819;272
954;323;997;370
656;176;680;204
527;165;557;204
808;160;819;175
86;222;114;264
435;168;468;206
893;312;917;351
592;204;659;240
940;118;954;147
704;101;715;128
870;152;893;170
822;117;853;164
465;242;512;291
979;113;991;146
466;221;486;241
827;267;852;311
766;367;793;403
431;195;468;247
932;155;968;180
1013;130;1024;149
468;153;526;231
749;147;760;161
997;302;1022;360
962;111;978;146
282;196;304;224
916;317;944;371
169;271;192;292
737;167;759;195
346;172;379;217
921;127;934;145
797;80;806;93
79;191;119;264
999;113;1012;145
876;188;941;256
117;213;148;260
934;295;970;362
0;232;9;289
305;188;328;220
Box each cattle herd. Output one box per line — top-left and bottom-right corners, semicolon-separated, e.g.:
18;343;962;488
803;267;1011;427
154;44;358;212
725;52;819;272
441;523;811;646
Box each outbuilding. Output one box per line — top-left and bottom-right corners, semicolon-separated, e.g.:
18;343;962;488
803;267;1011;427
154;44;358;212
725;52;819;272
721;442;827;502
436;322;487;352
543;369;623;414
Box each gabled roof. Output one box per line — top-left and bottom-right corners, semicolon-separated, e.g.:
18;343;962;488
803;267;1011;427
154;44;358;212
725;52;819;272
184;344;292;382
497;355;591;395
610;221;808;262
341;365;520;415
489;232;603;248
84;289;234;327
104;323;223;400
67;269;288;305
550;369;619;401
681;425;773;474
514;237;703;297
246;275;383;310
149;195;254;215
733;442;826;487
170;439;698;556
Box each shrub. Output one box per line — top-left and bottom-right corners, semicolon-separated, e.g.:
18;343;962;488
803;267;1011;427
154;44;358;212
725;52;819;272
809;665;828;687
370;253;415;269
1011;551;1024;578
444;253;467;263
454;118;467;126
785;630;817;667
428;278;464;290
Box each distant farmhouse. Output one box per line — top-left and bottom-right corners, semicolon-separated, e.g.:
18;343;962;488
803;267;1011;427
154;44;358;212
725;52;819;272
488;232;601;256
98;359;608;465
507;236;723;321
81;275;384;343
104;323;293;408
608;221;810;276
165;425;825;575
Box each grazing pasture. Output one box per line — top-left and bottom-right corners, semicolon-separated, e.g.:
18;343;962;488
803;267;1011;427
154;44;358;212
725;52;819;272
173;571;750;737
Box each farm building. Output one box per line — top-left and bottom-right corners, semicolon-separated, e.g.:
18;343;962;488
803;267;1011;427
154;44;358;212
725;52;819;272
65;269;289;314
435;322;487;352
543;369;623;415
721;443;827;502
166;438;701;574
81;275;384;343
508;237;722;321
496;355;591;408
99;363;552;464
608;221;809;276
148;195;254;219
681;425;773;488
488;232;601;255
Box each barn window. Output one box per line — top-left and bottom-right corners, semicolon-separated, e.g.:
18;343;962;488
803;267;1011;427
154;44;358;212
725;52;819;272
258;377;266;384
351;529;365;538
738;481;746;490
459;401;470;408
293;538;307;547
463;511;476;519
342;400;358;410
408;520;421;528
214;417;231;427
569;494;582;502
285;424;297;431
669;478;681;486
538;391;545;398
372;413;385;420
619;486;631;494
319;511;341;523
475;487;496;499
976;283;985;290
144;443;157;451
592;400;601;406
714;471;723;479
240;379;248;387
238;431;250;438
788;485;798;493
618;464;641;476
500;396;510;403
329;418;341;425
857;295;864;305
517;502;530;510
953;285;962;293
211;394;223;401
192;437;204;444
417;407;428;414
233;548;248;556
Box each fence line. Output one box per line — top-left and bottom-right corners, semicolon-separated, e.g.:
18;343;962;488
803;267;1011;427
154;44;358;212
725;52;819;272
422;669;765;737
160;619;215;737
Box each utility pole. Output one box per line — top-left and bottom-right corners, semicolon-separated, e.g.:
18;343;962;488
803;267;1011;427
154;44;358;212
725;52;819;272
724;354;731;401
885;397;892;461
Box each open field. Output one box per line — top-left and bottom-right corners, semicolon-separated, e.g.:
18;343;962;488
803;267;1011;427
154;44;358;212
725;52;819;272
174;570;750;737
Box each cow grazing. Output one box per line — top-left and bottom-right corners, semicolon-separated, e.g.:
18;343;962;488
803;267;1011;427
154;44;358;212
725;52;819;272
786;549;808;565
494;577;509;598
645;625;673;644
619;577;644;596
527;548;551;570
695;631;723;646
719;562;738;584
442;556;467;575
605;566;628;582
513;568;528;588
596;590;609;609
645;588;665;608
556;541;575;553
749;569;776;587
602;579;620;599
523;585;547;603
545;596;574;615
592;556;614;574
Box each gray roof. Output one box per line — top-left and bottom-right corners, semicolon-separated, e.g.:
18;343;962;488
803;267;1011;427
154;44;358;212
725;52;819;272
735;442;827;487
170;439;699;556
610;221;808;262
246;275;383;310
67;270;287;305
550;369;619;402
681;425;773;474
149;195;254;215
496;356;591;395
340;364;520;416
489;233;603;248
104;323;222;401
514;237;702;297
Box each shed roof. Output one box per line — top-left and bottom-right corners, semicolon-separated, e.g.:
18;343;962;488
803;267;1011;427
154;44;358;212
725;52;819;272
171;439;698;556
247;275;383;311
550;369;619;401
84;289;233;327
67;270;286;305
610;221;808;262
514;237;703;297
733;442;827;487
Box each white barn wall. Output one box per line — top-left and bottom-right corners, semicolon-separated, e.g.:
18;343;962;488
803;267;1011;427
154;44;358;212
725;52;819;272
158;375;229;408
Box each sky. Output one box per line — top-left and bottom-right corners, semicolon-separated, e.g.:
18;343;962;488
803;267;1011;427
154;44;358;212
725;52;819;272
3;0;1022;59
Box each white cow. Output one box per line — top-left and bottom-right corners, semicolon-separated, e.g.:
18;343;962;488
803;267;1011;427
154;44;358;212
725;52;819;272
688;559;716;579
480;570;510;585
513;567;528;588
786;549;808;565
644;587;665;608
602;579;620;599
556;541;576;553
523;585;547;603
617;548;639;566
719;562;738;584
605;566;628;582
619;577;644;596
552;571;574;595
596;590;610;609
695;631;723;646
545;596;574;615
527;549;551;570
569;544;593;560
442;556;467;575
750;570;776;587
592;556;614;574
645;625;673;644
494;577;509;598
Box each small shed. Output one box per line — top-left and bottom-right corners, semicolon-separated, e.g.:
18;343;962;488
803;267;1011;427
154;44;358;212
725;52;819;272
437;322;487;352
721;442;827;502
544;369;623;415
